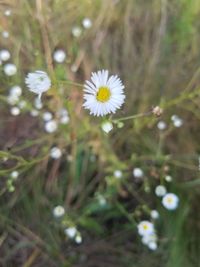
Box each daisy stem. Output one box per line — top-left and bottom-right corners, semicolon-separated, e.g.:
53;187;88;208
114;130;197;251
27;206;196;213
113;111;152;122
58;80;83;87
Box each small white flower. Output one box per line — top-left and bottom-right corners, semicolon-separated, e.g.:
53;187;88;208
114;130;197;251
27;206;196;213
53;49;66;63
150;210;159;219
148;242;158;250
50;147;62;159
72;26;82;37
114;170;123;179
10;106;20;116
43;112;53;122
64;227;77;238
82;18;92;29
141;233;157;245
57;108;70;124
97;195;107;206
83;70;125;116
165;175;172;182
162;193;179;210
45;120;58;133
25;70;51;98
60;115;69;124
10;86;22;97
157;121;167;130
18;100;27;109
155;185;167;197
0;49;11;61
101;121;113;133
138;221;155;236
34;97;43;109
173;118;183;128
2;31;9;38
30;109;39;117
7;94;19;105
75;234;82;244
53;205;65;218
133;168;143;178
11;171;19;180
4;9;11;16
4;63;17;76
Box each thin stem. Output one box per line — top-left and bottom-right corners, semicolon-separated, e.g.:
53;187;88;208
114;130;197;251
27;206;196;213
113;111;152;122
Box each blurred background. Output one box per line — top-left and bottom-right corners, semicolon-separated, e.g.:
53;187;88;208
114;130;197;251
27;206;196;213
0;0;200;266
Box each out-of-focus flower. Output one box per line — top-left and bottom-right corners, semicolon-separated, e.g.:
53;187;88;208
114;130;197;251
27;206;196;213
157;121;167;130
34;97;43;109
162;193;179;210
138;221;155;236
150;210;159;219
72;26;82;37
2;31;9;38
171;115;183;128
133;167;143;178
57;108;69;124
53;205;65;218
165;175;172;182
148;241;158;250
45;120;58;133
25;71;51;98
152;106;163;117
155;185;167;197
4;63;17;76
101;121;113;133
11;171;19;180
82;18;92;29
10;106;20;116
75;234;82;244
10;86;22;97
30;109;39;117
0;49;11;61
64;227;77;238
43;112;53;122
4;10;11;16
18;100;27;109
53;49;66;63
83;70;125;116
114;170;123;179
50;147;62;159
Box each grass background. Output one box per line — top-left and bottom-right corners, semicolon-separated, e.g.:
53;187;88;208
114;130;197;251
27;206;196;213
0;0;200;266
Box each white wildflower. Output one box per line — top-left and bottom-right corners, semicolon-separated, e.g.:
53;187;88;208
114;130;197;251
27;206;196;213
114;170;123;179
138;221;155;236
72;26;82;37
25;70;51;98
64;227;77;238
50;147;62;159
45;120;58;133
11;171;19;180
162;193;179;210
150;210;159;219
53;205;65;218
83;70;125;116
4;63;17;76
0;49;10;61
157;121;167;130
82;18;92;29
75;234;82;244
101;121;113;133
155;185;167;197
43;112;53;122
2;31;9;38
30;109;39;117
53;49;66;63
10;107;20;116
133;168;143;178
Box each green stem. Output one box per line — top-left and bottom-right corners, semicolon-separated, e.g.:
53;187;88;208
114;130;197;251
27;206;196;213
113;111;152;122
58;80;83;88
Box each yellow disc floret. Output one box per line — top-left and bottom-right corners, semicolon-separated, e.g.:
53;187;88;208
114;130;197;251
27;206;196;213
96;86;111;102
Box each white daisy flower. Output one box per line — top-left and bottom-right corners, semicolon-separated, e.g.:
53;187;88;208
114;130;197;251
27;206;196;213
101;121;113;133
72;26;82;37
64;227;77;238
4;63;17;76
83;70;125;116
10;106;20;116
11;171;19;180
53;205;65;218
2;31;9;38
53;49;66;63
155;185;167;197
133;167;143;178
44;120;58;133
50;147;62;159
10;86;22;97
25;70;51;99
42;111;53;122
138;221;155;236
82;18;92;29
114;170;123;179
75;234;82;244
150;210;159;219
157;121;167;130
162;193;179;210
0;49;11;61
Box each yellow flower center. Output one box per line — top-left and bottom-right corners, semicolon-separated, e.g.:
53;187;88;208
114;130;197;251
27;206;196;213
167;197;173;203
96;86;111;102
143;224;148;230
